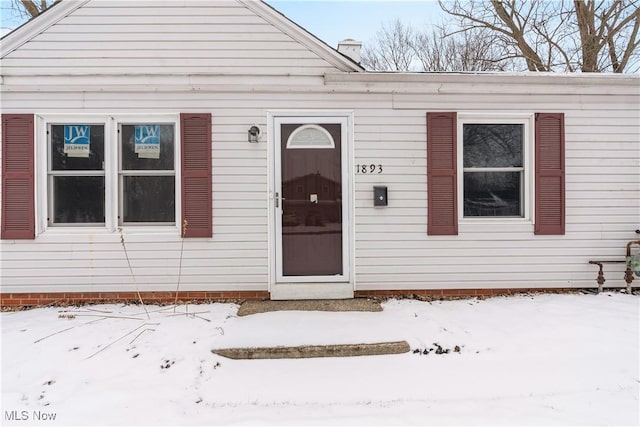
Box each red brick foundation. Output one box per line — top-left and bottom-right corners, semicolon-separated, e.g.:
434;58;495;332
0;287;611;309
0;291;270;309
354;288;576;298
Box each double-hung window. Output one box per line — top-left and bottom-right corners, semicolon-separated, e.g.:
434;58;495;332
47;124;105;225
119;124;176;225
459;116;532;220
45;118;177;229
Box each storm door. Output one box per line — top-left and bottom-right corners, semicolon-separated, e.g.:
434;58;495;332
274;117;350;286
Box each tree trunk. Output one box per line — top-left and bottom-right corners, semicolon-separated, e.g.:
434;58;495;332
19;0;41;18
574;0;601;72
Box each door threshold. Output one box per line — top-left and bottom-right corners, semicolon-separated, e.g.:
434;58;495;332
270;282;353;300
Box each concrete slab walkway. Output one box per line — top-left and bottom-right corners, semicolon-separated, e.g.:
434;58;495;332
237;298;382;316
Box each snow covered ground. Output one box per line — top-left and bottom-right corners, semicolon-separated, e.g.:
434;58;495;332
1;293;638;426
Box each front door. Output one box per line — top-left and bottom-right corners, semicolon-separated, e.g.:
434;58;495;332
272;116;351;299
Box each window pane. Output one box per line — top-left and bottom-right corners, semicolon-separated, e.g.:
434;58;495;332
51;125;104;171
122;176;175;223
463;124;523;168
464;172;522;217
121;124;174;171
286;125;335;149
52;176;105;223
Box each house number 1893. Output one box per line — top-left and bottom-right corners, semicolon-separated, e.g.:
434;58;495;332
356;164;383;174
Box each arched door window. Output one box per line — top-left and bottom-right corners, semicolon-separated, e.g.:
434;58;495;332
286;124;335;149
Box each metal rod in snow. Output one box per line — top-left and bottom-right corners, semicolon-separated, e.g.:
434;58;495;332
86;323;160;360
118;227;150;320
174;219;188;313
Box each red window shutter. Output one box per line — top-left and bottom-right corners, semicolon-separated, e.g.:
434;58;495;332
427;112;458;235
180;113;212;238
2;114;35;240
535;113;565;235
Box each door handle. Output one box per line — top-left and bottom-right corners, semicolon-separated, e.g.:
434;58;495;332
275;192;285;208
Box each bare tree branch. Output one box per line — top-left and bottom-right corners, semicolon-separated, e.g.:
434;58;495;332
615;14;640;71
362;18;515;72
491;0;549;70
439;0;640;73
5;0;56;21
361;19;416;71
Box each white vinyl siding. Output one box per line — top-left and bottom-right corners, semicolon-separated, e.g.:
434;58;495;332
0;1;638;295
2;81;637;293
0;0;341;77
350;90;638;290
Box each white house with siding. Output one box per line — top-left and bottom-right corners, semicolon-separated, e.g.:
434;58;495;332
1;0;639;306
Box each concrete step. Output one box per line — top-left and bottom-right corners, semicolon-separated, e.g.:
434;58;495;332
212;341;410;360
212;298;408;359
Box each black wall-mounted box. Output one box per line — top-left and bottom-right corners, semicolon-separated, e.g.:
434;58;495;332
373;186;388;206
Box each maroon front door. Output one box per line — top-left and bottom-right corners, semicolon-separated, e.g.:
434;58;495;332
280;123;343;276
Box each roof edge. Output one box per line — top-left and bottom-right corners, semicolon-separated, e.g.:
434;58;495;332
238;0;364;73
326;71;640;86
1;0;90;58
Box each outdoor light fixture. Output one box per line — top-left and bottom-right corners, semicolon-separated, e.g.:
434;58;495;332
248;125;260;143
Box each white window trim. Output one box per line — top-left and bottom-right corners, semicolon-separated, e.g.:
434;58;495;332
457;113;535;224
35;114;181;236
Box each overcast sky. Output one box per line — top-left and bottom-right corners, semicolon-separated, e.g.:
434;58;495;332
1;0;446;43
